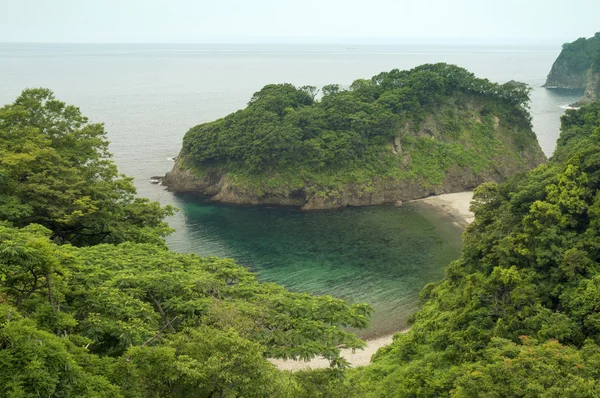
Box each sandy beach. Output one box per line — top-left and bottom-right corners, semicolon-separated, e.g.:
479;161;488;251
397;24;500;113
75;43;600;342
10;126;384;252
412;191;475;228
271;192;475;372
269;331;403;371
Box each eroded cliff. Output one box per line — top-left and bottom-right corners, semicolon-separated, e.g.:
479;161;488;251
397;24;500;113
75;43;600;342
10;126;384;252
544;32;600;89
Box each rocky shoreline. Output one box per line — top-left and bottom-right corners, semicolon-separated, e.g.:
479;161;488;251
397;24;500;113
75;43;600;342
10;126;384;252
162;158;523;211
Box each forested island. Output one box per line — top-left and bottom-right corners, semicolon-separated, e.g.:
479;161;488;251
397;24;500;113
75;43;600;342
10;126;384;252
544;32;600;106
164;63;546;209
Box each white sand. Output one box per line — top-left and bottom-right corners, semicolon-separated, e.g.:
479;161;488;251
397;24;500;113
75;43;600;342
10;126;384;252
271;192;475;372
269;332;403;372
412;191;475;227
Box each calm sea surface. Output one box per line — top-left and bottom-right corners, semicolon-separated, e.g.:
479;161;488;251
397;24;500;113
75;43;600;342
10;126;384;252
0;43;583;336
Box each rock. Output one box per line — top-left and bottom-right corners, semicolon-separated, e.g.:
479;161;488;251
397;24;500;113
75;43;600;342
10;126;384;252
573;65;600;106
163;68;547;211
163;108;547;210
395;200;403;207
162;159;540;211
544;56;590;89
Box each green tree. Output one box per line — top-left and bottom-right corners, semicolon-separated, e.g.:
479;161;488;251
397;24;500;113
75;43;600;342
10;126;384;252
344;101;600;396
116;327;283;397
0;88;175;246
0;223;372;395
0;304;121;397
453;338;600;397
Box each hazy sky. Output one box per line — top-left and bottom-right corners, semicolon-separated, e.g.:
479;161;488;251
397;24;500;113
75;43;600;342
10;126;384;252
1;0;598;44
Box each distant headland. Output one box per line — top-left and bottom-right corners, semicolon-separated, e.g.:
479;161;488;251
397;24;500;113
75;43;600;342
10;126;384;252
544;32;600;106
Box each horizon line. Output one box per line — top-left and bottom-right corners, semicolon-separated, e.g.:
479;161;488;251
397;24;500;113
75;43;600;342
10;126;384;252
0;36;569;46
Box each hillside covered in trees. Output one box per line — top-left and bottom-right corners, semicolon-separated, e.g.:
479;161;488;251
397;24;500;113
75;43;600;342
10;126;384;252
544;32;600;106
544;32;600;90
164;63;546;210
323;99;600;396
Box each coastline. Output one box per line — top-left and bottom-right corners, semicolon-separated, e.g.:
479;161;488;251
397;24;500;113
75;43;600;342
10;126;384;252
269;330;406;372
272;191;475;372
411;191;475;228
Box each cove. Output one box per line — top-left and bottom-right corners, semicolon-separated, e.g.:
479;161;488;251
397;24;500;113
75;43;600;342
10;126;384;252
166;195;463;338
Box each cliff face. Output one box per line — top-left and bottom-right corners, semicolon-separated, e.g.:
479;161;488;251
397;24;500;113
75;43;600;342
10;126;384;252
544;64;588;89
544;33;600;89
164;64;546;210
575;60;600;106
544;57;589;89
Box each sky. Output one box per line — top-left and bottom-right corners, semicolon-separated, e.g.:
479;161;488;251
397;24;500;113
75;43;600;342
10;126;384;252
1;0;599;44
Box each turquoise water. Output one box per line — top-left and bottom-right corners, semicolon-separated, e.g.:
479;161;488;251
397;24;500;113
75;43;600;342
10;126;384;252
0;43;583;337
168;196;463;338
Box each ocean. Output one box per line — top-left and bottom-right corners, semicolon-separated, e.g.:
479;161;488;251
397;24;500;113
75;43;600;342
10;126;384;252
0;43;583;336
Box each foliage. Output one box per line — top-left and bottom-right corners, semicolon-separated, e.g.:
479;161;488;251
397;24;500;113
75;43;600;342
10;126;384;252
593;51;600;73
0;89;175;246
555;32;600;74
0;304;120;397
180;63;540;196
0;223;371;396
292;368;356;398
0;89;375;396
552;100;600;162
344;100;600;396
452;337;600;397
115;327;283;397
6;80;598;397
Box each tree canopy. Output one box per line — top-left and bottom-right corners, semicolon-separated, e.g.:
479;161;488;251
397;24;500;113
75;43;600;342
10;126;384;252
332;100;600;396
557;32;600;74
3;87;599;396
0;223;371;396
0;88;175;246
545;32;600;90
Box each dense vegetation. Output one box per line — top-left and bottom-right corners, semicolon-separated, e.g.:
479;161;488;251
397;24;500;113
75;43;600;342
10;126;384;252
0;91;372;397
5;89;600;396
0;225;371;396
176;63;542;200
545;32;600;95
0;89;175;246
322;100;600;396
554;32;600;76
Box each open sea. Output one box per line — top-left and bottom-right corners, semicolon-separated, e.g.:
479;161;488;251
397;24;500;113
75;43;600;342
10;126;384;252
0;43;584;337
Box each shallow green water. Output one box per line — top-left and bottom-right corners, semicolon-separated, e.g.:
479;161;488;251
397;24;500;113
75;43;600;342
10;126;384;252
167;197;463;338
